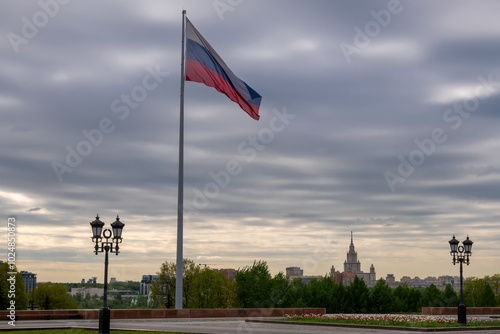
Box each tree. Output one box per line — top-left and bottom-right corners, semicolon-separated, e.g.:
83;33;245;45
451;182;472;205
150;258;202;309
370;279;393;313
312;276;336;311
304;278;323;307
346;276;369;313
328;278;347;313
421;284;443;307
35;283;77;310
478;281;496;307
236;260;273;308
150;260;176;308
280;278;307;308
0;263;27;310
189;268;237;308
182;259;202;308
485;274;500;296
442;284;458;307
269;272;289;308
464;277;482;307
393;284;410;312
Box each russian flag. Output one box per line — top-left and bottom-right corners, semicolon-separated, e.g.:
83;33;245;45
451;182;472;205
185;18;262;120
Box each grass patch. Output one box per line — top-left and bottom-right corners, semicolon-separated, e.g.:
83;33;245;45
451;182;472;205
0;330;199;334
277;314;500;328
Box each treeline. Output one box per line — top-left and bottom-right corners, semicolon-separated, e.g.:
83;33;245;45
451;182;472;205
2;260;499;311
151;259;500;312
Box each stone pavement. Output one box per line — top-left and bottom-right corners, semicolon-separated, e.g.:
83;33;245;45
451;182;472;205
0;318;499;334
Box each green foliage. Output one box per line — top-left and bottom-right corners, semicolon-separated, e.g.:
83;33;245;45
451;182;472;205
393;284;410;312
464;277;481;307
485;274;500;295
442;284;458;307
151;260;176;308
108;280;140;291
182;259;202;308
35;283;77;310
279;278;306;308
151;258;237;309
188;268;237;308
420;284;442;307
463;277;498;307
329;278;347;313
306;277;331;311
479;281;497;307
0;263;27;310
346;276;369;313
73;293;102;309
236;260;274;307
370;279;393;313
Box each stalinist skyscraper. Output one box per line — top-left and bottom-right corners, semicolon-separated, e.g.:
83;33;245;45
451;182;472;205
344;231;361;273
330;231;377;286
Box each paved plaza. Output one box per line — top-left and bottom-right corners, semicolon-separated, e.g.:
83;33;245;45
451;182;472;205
1;317;499;334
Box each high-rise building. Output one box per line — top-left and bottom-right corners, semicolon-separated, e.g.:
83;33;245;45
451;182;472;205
20;271;37;294
214;268;237;280
140;275;159;296
343;232;361;273
285;266;303;279
331;232;376;286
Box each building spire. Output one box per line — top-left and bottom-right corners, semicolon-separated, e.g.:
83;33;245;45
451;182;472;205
351;231;353;244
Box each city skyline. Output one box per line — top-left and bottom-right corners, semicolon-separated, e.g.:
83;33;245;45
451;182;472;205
2;1;500;283
6;231;488;284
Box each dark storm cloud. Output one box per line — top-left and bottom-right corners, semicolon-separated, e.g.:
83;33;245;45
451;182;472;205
1;0;499;281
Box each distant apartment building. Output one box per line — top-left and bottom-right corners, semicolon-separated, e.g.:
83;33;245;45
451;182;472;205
214;268;237;280
285;267;303;279
290;275;323;284
71;287;104;298
384;274;460;291
386;274;396;284
83;277;97;284
330;232;376;286
140;274;159;296
20;271;37;294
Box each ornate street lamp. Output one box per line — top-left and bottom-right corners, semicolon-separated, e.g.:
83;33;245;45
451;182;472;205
449;235;473;326
90;215;125;334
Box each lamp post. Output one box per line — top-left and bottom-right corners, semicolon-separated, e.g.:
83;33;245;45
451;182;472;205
448;235;473;326
90;215;124;334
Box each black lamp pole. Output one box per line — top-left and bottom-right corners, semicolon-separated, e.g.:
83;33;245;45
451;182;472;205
90;215;125;334
448;235;473;326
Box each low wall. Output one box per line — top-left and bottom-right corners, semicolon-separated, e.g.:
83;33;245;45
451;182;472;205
0;308;325;321
422;307;500;315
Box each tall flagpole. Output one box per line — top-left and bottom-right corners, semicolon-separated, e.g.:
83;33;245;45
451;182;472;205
175;9;186;310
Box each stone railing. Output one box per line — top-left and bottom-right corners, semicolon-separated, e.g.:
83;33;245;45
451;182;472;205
0;307;326;321
422;307;500;315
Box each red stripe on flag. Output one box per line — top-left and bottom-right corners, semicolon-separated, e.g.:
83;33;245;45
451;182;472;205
186;59;260;120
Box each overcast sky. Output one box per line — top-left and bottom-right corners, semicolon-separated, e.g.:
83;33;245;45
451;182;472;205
2;0;500;284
